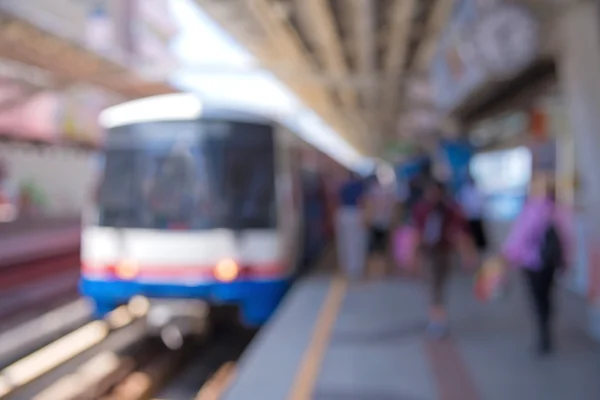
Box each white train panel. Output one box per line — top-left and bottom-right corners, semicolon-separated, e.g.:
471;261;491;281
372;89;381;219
82;226;284;283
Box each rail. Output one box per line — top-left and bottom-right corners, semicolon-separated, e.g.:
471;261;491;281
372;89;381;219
0;295;255;400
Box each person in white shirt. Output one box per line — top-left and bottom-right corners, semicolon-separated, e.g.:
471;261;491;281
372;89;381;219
456;175;488;253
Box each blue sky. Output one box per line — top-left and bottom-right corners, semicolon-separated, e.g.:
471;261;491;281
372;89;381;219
168;0;372;171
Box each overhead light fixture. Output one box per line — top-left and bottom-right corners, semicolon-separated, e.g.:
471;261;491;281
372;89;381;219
98;93;202;128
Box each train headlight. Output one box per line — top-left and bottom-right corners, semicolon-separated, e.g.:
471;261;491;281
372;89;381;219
214;259;239;282
115;259;139;280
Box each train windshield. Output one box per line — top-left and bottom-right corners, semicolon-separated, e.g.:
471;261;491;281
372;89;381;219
96;120;276;230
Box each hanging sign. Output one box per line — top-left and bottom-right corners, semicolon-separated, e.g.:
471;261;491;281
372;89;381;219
60;85;116;146
431;0;541;112
430;0;487;111
0;85;60;142
473;3;540;79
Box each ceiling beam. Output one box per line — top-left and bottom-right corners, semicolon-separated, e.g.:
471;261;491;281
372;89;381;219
194;0;368;154
352;0;377;113
0;16;173;98
247;0;365;147
173;62;386;88
383;0;416;135
295;0;365;126
413;0;454;73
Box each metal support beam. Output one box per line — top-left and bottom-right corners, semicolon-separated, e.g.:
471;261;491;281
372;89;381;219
0;15;173;98
195;0;368;154
169;62;380;88
413;0;454;73
383;0;416;134
246;0;351;130
353;0;378;137
296;0;362;113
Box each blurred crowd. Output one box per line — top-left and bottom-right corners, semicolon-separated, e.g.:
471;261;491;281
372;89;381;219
335;165;569;356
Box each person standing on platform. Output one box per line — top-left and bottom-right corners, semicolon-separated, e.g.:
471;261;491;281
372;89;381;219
413;179;468;339
364;175;397;278
501;177;571;355
456;174;488;259
335;172;367;280
403;168;431;224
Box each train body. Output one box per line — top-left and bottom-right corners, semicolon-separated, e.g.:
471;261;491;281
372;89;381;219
79;94;347;327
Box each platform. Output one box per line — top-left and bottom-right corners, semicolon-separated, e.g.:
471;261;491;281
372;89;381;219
224;267;600;400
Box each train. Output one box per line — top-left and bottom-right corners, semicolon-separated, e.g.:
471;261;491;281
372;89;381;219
79;93;350;332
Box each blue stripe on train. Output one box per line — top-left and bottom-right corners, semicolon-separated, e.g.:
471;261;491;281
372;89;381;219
80;277;292;326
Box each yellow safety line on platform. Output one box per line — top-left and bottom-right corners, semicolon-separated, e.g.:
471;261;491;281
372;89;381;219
287;276;347;400
195;362;237;400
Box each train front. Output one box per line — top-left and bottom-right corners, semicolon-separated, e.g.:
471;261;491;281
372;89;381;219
80;96;289;329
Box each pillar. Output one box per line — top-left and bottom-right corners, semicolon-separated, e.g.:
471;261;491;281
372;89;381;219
559;0;600;340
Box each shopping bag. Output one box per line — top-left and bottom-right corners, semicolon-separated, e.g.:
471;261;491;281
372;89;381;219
474;256;509;302
393;226;419;272
457;232;479;271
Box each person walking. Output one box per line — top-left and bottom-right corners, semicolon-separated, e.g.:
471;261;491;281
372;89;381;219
364;175;397;278
412;179;469;339
456;175;487;268
502;177;571;355
336;172;367;280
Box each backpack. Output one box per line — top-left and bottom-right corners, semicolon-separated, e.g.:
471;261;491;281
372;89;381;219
539;222;564;271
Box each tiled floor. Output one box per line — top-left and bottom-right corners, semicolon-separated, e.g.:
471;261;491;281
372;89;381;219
225;271;600;400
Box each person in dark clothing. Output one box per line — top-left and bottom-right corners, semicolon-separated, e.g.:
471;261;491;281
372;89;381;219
502;177;571;355
402;173;427;225
412;179;469;339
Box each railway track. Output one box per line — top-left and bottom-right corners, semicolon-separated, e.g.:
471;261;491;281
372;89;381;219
0;250;81;329
0;251;80;291
0;295;255;400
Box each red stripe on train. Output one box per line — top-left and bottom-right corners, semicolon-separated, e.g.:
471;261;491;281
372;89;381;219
81;261;287;279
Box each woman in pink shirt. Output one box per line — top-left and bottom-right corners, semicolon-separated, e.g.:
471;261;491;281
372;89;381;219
502;181;572;355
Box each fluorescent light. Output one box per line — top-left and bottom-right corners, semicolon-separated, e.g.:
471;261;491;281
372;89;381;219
98;93;202;129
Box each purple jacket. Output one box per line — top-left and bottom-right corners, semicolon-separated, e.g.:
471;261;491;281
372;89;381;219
502;197;572;271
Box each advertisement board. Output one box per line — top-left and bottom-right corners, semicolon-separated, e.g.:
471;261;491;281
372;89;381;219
0;87;60;142
59;85;118;146
431;0;540;112
430;0;488;111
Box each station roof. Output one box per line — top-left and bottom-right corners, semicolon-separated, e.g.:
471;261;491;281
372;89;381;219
193;0;454;156
0;11;176;100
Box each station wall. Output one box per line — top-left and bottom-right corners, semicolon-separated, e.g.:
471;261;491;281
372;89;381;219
0;143;96;218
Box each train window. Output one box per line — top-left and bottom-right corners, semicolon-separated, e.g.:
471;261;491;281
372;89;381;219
202;121;231;139
96;120;276;230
